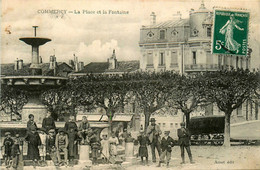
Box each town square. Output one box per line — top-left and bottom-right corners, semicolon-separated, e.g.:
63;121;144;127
0;0;260;169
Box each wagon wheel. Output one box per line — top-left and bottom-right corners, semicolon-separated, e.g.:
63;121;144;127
199;134;210;145
212;135;224;146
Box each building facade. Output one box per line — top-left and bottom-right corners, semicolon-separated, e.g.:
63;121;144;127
139;2;251;73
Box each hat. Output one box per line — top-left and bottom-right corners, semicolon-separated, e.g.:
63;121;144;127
58;128;65;133
164;131;170;134
38;128;46;133
180;122;185;127
150;118;156;122
48;129;55;133
5;132;11;136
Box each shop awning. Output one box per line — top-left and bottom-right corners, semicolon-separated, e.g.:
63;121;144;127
112;114;133;122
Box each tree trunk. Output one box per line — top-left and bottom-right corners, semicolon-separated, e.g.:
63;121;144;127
224;111;231;147
144;109;151;132
246;100;248;121
185;112;190;130
255;101;258;120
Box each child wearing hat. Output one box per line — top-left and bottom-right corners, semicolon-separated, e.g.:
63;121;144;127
157;131;175;167
25;126;42;167
38;128;47;166
55;128;69;166
46;129;58;166
2;132;14;168
137;131;149;165
11;135;21;169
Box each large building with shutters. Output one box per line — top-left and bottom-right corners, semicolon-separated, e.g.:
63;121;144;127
139;2;251;74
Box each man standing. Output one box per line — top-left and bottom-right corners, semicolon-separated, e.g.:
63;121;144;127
177;122;194;164
146;118;162;163
42;111;56;132
157;131;175;167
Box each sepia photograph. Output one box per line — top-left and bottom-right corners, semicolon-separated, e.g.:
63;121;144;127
0;0;260;169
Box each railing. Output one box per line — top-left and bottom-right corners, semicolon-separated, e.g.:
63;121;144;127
184;64;219;71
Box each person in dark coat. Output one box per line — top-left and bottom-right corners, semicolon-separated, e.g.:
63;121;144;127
25;126;42;167
46;129;58;166
11;137;21;169
157;131;175;167
146;118;162;163
64;116;78;133
27;114;37;132
67;127;79;166
177;122;194;164
78;116;90;144
89;130;101;165
2;132;14;168
137;131;149;165
42;111;56;132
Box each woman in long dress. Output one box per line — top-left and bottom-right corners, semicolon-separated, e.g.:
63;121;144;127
219;14;244;53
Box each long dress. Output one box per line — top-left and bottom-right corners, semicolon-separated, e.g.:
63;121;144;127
25;132;41;160
3;137;14;157
138;135;149;157
67;130;78;158
101;139;109;158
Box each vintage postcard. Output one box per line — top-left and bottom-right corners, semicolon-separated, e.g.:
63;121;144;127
1;0;260;169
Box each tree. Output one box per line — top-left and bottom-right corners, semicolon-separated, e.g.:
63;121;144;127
166;74;208;129
204;69;259;146
0;85;28;119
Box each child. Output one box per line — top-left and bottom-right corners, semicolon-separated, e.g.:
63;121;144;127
55;128;69;166
89;130;101;165
46;129;58;166
100;134;109;163
2;132;14;168
137;131;149;165
108;132;119;157
38;128;47;166
64;115;77;133
25;126;42;168
78;116;90;144
11;136;21;169
157;131;175;167
67;127;79;166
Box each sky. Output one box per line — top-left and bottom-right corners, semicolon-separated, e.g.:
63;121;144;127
1;0;260;69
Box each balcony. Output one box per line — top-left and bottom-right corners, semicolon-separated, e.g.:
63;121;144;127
184;64;219;72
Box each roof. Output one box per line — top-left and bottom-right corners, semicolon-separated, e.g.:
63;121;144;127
76;60;140;74
1;62;73;77
143;19;189;29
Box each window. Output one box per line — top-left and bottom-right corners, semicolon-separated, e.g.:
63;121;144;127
162;123;166;127
147;31;154;38
206;51;212;64
172;29;178;36
207;27;212;37
170;123;173;128
236;56;239;68
171;51;178;65
237;105;242;116
147;53;153;65
159;53;165;65
246;58;249;69
192;51;196;65
175;123;178;128
193;28;199;37
158;123;161;126
160;30;166;39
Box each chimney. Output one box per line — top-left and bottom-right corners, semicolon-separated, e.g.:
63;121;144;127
150;12;156;25
69;60;75;69
18;59;23;70
74;54;79;72
78;62;84;71
53;56;57;76
14;58;19;71
49;55;54;69
108;49;117;69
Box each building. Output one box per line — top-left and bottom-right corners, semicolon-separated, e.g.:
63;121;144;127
139;2;258;124
139;2;251;73
69;50;140;78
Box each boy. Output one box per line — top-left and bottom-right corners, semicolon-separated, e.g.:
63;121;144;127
64;115;77;133
11;136;21;169
100;134;109;163
42;111;56;132
89;130;101;165
108;132;119;157
46;129;58;166
78;116;90;144
157;131;175;167
2;132;14;168
67;127;79;166
137;131;149;165
55;128;69;166
25;126;42;168
38;128;47;166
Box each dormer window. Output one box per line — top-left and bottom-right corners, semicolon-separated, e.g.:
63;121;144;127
171;29;178;36
207;27;212;37
159;30;166;39
147;31;154;38
193;28;199;37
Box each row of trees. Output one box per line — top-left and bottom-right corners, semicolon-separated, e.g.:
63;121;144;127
1;69;259;146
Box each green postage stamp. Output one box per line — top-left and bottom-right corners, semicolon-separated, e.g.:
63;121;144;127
212;9;250;56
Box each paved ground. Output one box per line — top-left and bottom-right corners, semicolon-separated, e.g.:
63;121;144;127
1;145;260;169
